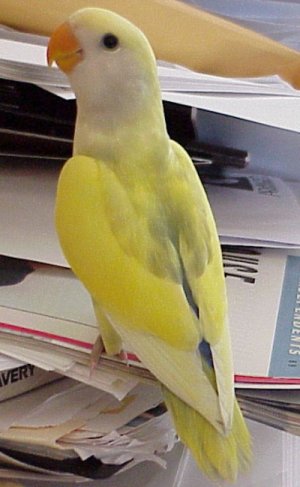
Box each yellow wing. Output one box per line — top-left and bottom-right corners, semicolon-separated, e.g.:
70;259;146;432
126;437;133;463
165;141;234;428
55;152;232;431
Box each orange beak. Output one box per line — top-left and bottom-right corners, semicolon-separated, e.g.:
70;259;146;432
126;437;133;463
47;22;83;73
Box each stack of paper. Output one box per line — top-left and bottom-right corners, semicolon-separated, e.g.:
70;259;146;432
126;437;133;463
0;374;175;482
0;249;299;435
236;389;300;435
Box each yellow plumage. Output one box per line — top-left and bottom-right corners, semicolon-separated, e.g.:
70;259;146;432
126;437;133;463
163;388;251;482
48;7;252;481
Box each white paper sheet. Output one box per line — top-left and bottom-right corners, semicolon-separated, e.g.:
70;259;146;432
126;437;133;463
204;174;300;247
0;163;67;266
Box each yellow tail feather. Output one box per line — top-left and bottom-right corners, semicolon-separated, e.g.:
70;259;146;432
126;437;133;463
162;386;252;483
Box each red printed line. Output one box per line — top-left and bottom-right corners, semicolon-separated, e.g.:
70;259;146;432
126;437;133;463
235;374;300;385
0;321;92;349
0;321;139;362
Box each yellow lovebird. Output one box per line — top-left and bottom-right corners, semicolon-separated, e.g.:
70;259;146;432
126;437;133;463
47;8;251;482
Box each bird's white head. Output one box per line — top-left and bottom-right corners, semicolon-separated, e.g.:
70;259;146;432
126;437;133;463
47;8;161;128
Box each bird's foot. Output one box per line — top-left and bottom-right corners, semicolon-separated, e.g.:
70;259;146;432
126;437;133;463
89;335;128;376
89;334;104;377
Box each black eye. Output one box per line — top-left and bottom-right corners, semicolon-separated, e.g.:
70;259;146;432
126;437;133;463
101;33;119;50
